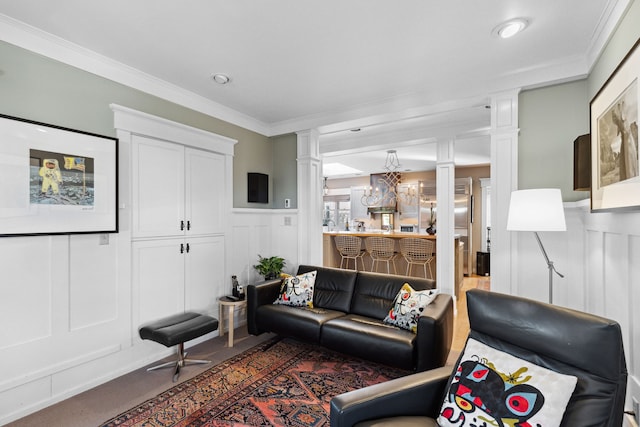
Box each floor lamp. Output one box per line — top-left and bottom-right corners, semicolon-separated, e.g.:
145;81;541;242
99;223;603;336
507;189;566;303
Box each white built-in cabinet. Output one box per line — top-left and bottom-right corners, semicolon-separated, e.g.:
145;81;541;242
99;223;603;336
132;135;225;238
131;135;228;324
112;105;236;329
132;235;225;325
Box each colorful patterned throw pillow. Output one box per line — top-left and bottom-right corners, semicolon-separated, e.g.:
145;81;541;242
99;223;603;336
273;270;317;308
383;283;437;333
437;338;578;427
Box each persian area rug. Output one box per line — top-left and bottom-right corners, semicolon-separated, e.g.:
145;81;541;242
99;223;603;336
100;338;410;427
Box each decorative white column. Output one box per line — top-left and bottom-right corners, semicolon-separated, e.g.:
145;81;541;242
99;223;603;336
296;129;323;266
436;138;455;297
489;89;520;295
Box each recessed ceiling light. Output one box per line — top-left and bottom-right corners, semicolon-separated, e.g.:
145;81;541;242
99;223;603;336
211;73;231;84
493;18;528;39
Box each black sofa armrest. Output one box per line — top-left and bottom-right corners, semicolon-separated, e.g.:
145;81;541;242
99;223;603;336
415;293;454;371
246;279;281;335
330;366;452;427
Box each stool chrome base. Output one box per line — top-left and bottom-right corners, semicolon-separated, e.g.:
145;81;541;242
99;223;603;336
147;342;210;382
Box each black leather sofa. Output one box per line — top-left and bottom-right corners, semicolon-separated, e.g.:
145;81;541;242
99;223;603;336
247;265;454;372
330;289;628;427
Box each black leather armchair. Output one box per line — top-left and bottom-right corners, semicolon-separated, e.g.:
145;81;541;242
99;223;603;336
330;289;627;427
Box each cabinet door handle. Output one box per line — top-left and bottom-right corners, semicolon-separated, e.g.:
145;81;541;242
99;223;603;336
180;243;185;254
180;220;185;231
186;243;190;253
187;220;191;231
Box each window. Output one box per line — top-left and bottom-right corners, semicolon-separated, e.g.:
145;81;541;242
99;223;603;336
323;195;350;230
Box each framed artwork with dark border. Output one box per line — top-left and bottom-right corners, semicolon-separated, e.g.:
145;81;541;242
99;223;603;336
0;114;118;236
590;37;640;212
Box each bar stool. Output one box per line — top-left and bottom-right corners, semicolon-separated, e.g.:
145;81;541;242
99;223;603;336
334;235;365;270
365;236;398;274
399;238;435;279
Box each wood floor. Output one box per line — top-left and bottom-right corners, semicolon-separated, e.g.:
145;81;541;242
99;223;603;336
447;275;491;364
7;275;488;427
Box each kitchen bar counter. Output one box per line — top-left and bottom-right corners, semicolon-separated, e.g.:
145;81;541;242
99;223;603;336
323;230;437;239
322;231;463;295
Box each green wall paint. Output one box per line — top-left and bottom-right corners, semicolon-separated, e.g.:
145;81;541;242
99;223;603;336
517;0;640;202
588;0;640;99
271;133;298;209
0;40;273;208
4;0;638;209
518;80;590;202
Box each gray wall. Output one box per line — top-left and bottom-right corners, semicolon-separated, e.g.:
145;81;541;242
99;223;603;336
270;133;298;209
0;40;273;209
518;0;640;201
589;0;640;99
518;80;590;202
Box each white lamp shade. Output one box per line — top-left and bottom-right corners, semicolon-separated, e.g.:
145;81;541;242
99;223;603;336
507;189;566;231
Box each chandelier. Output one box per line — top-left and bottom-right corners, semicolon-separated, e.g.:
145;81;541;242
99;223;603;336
361;150;407;207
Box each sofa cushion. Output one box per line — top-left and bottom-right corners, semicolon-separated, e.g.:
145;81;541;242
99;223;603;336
350;271;436;320
255;304;346;343
297;265;357;313
321;314;417;371
383;284;438;333
273;270;317;308
437;338;577;427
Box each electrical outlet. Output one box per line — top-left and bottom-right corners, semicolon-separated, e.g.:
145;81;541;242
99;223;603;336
284;198;291;208
99;233;109;245
284;216;291;226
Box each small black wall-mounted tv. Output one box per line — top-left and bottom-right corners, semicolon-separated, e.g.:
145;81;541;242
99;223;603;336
248;172;268;203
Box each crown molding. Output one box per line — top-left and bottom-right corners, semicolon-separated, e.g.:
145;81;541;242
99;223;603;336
0;1;626;139
585;0;632;70
0;14;271;136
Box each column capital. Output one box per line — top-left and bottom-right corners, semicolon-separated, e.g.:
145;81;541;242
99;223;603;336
296;129;320;160
436;138;455;165
490;89;521;132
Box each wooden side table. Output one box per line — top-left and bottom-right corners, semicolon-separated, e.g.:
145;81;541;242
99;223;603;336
218;296;247;348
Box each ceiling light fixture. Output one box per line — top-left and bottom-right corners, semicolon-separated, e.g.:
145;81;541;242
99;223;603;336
493;18;528;39
362;150;406;207
211;73;231;84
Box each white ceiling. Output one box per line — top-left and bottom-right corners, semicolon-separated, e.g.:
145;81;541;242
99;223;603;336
0;0;628;176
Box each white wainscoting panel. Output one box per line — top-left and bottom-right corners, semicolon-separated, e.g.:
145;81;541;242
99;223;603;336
586;229;606;314
132;239;186;326
185;235;226;315
0;376;51;421
69;234;119;331
271;211;299;273
0;236;54;349
231;209;300;285
515;200;639;415
630;234;640;416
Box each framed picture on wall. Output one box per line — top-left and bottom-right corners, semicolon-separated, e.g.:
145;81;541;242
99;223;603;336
590;37;640;212
0;114;118;236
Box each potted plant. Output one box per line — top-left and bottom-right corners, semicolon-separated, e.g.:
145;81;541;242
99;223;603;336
253;255;286;280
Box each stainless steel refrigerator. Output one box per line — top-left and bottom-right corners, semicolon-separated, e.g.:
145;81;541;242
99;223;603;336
419;178;473;276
